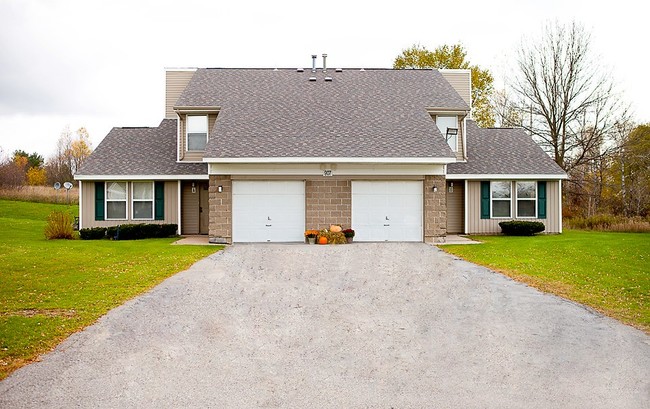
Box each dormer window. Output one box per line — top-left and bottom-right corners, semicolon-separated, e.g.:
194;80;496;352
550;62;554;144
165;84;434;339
436;115;459;151
186;115;208;151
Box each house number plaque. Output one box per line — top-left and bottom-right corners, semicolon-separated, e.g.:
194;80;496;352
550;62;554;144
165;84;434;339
323;170;333;177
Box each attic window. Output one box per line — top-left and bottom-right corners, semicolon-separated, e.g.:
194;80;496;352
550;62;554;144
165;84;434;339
436;115;459;151
186;115;208;151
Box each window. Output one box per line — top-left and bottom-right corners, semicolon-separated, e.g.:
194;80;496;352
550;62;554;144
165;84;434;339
132;182;154;220
491;181;511;218
436;115;459;151
106;182;127;220
516;181;537;218
186;115;207;151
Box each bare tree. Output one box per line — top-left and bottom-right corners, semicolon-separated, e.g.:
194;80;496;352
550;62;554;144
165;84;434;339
513;21;628;172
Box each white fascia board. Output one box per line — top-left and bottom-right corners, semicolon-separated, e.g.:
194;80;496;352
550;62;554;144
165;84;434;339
74;174;209;181
174;106;221;113
203;157;457;165
425;108;470;114
446;173;568;180
164;67;197;72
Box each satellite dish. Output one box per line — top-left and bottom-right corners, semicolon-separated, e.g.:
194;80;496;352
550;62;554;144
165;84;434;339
63;182;73;190
54;182;61;190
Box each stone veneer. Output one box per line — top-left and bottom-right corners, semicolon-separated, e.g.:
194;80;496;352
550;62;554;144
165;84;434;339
305;179;352;230
208;175;232;244
424;175;447;243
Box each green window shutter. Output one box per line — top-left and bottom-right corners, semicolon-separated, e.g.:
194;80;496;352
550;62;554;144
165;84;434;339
95;182;105;221
480;181;490;219
155;181;165;220
538;181;547;219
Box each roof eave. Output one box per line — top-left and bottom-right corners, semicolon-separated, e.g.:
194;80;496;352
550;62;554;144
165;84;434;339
447;173;568;180
203;156;458;165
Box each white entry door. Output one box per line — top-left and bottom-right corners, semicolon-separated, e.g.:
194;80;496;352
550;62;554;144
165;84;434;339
352;181;423;242
232;181;305;242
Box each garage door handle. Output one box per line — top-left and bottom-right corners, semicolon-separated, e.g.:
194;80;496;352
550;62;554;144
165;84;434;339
383;224;390;226
265;224;272;227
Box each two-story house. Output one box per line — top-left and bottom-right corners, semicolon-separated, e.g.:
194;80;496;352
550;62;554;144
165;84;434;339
75;58;566;243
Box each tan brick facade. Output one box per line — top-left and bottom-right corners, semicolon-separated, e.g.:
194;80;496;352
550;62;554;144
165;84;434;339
208;175;232;244
424;175;447;243
305;179;352;230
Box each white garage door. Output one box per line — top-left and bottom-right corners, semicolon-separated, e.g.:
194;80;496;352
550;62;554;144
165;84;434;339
232;181;305;242
352;181;423;242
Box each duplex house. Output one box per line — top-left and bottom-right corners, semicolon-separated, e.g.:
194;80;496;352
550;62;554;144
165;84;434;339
75;58;566;243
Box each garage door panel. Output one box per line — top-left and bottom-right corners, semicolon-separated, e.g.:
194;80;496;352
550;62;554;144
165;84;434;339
352;181;423;242
232;181;305;242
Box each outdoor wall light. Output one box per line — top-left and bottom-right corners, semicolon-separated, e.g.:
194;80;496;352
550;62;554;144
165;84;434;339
433;185;438;192
218;185;223;193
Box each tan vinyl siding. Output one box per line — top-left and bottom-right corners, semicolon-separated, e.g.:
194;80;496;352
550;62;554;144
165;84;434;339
80;181;179;229
457;119;465;160
466;180;562;234
178;113;218;161
165;70;196;119
440;69;471;107
446;180;464;234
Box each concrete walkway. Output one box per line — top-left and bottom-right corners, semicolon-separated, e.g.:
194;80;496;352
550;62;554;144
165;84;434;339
1;243;648;408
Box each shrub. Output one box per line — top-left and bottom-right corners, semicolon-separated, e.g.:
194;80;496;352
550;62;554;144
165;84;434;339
79;227;107;240
44;211;75;239
499;220;545;236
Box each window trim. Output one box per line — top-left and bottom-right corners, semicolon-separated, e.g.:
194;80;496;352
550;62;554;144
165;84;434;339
436;115;459;152
105;181;128;221
185;115;208;152
490;181;512;219
131;181;155;221
516;181;538;218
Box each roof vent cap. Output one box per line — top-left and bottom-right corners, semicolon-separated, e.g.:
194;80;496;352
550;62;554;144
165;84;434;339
324;76;333;82
297;68;304;72
308;76;317;81
360;68;365;72
335;68;343;73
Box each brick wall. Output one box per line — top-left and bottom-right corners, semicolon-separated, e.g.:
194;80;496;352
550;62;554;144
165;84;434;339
208;175;232;244
305;179;351;230
424;175;447;243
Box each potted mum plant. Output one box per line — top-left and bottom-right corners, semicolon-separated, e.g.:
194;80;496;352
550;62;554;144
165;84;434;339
342;228;355;243
304;230;319;244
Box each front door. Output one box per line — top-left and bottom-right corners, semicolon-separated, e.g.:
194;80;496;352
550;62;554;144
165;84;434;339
199;182;209;234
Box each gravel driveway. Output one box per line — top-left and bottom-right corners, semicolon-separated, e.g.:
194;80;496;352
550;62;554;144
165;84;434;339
1;243;649;408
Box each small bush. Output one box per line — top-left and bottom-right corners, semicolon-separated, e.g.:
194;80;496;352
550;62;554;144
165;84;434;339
79;227;107;240
44;211;75;240
499;220;545;236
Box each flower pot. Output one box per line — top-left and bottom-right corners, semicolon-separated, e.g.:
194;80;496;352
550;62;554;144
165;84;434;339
308;237;316;245
346;237;353;243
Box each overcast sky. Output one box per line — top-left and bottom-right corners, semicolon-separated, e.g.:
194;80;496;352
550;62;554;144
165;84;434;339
0;0;647;159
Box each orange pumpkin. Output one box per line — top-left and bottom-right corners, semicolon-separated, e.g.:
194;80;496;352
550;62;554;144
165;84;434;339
318;236;328;245
330;225;342;233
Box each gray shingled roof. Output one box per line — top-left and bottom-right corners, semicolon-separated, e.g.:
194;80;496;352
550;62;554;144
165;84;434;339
76;119;207;177
448;121;566;176
176;68;469;159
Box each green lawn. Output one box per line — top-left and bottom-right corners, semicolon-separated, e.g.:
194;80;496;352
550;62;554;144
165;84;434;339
0;200;221;380
442;230;650;333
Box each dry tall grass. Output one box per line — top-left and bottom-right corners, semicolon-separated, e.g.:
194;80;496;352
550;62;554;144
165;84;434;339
0;185;79;205
566;214;650;233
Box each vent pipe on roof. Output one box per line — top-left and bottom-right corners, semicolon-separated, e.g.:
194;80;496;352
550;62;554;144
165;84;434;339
311;55;317;72
322;53;327;73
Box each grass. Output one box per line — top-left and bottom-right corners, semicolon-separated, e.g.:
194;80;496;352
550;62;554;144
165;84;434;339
0;199;221;380
442;230;650;333
0;185;79;205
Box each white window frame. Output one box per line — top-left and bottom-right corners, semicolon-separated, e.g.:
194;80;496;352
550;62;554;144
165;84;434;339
186;115;208;151
131;181;154;220
490;181;512;218
436;115;459;152
105;181;128;221
516;181;537;218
